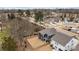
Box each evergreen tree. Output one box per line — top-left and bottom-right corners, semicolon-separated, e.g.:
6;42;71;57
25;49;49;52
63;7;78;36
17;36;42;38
26;10;30;17
17;9;23;16
35;11;43;22
8;13;15;20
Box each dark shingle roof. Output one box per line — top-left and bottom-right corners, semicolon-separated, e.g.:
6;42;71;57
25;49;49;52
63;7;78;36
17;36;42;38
51;32;74;46
39;28;56;36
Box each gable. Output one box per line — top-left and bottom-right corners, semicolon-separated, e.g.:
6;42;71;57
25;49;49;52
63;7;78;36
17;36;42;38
65;38;79;47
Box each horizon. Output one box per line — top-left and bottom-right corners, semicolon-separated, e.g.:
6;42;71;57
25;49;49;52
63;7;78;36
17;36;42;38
0;7;79;10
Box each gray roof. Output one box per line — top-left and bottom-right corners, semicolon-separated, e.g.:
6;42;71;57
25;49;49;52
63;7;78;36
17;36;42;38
51;32;74;46
39;28;56;36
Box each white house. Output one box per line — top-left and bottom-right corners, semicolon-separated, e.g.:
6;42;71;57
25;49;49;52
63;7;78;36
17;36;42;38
50;32;79;51
64;17;70;24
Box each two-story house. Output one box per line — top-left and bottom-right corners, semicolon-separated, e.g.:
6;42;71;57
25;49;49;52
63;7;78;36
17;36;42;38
38;28;56;42
50;32;79;51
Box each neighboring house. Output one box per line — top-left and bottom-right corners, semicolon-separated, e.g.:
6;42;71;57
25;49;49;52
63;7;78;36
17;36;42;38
74;18;79;23
38;28;56;42
43;17;60;24
67;27;79;34
64;17;70;23
50;32;79;51
70;28;79;34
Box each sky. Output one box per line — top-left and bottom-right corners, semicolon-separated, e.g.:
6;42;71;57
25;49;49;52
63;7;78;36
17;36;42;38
0;0;79;9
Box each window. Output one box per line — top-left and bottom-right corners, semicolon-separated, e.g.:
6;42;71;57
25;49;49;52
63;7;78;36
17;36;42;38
55;46;57;49
44;34;48;38
58;48;63;51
